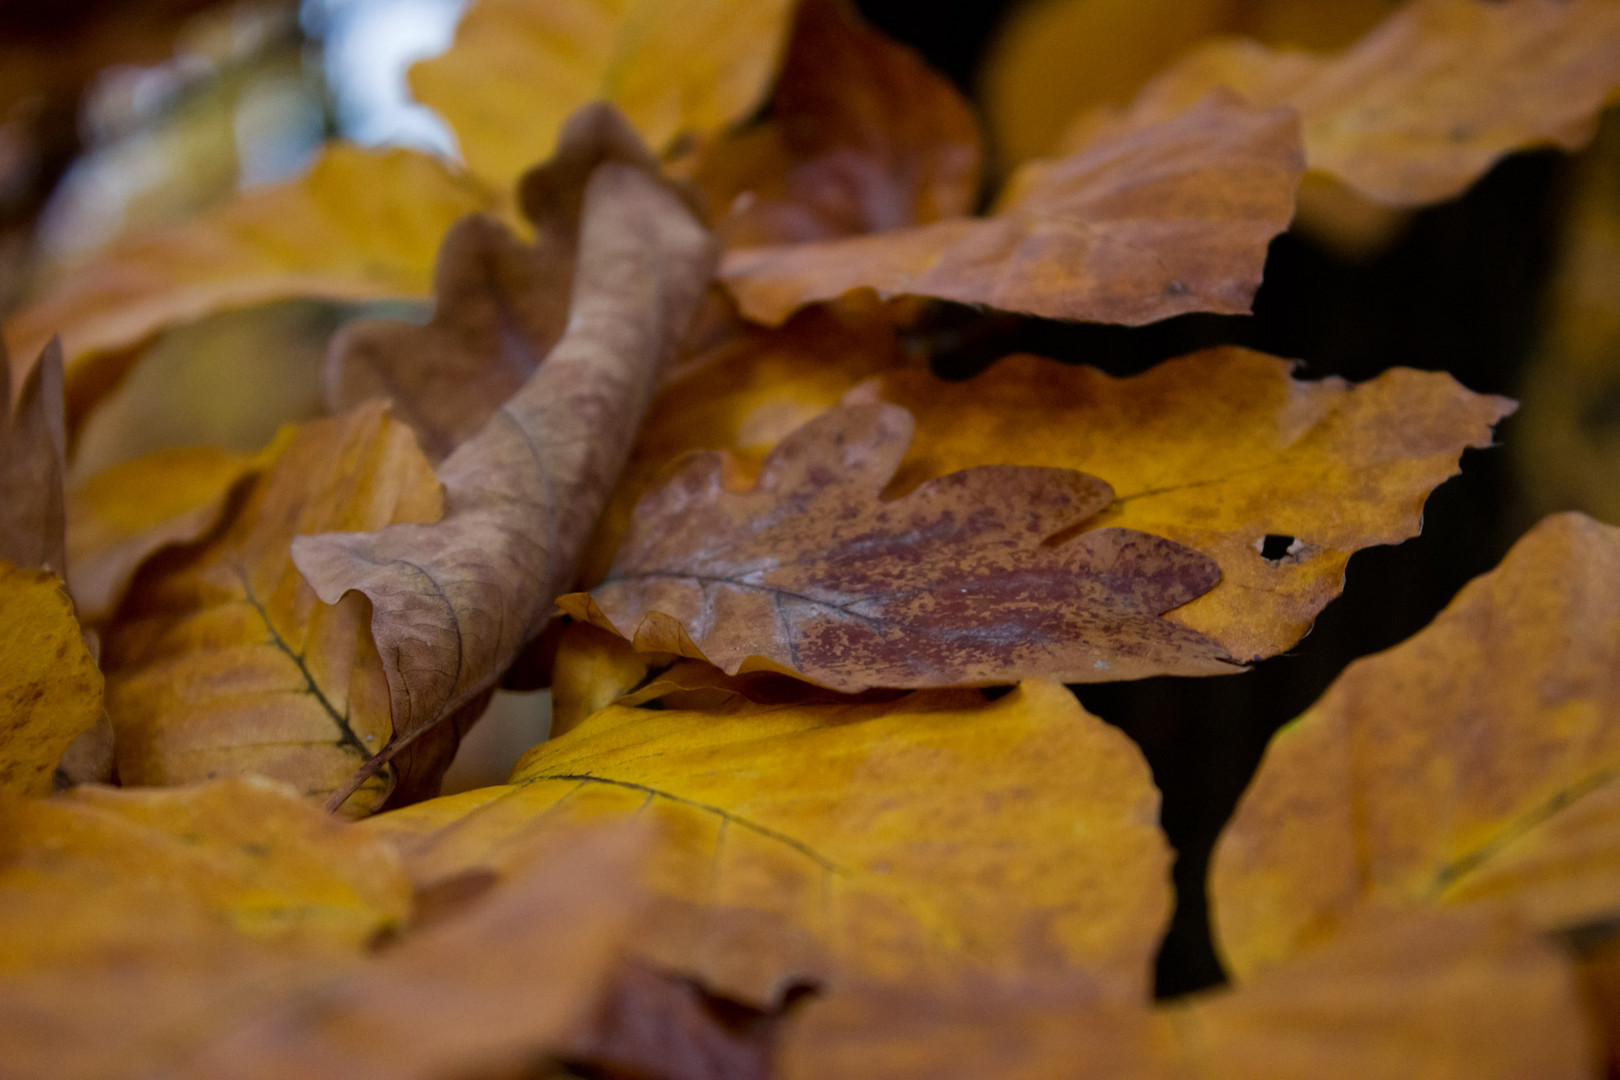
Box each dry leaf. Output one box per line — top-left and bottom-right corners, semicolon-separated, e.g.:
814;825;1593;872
0;564;102;796
410;0;797;192
0;338;66;577
549;621;670;740
362;680;1172;1005
294;108;716;810
781;906;1592;1080
0;778;648;1080
682;0;982;248
4;145;493;423
66;442;272;625
721;92;1302;326
562;402;1237;691
1211;512;1620;1063
324;103;673;464
855;349;1514;662
98;404;442;813
1067;0;1620;207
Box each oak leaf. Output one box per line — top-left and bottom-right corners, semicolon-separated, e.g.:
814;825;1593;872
409;0;797;191
1210;511;1620;1067
681;0;983;248
294;108;717;810
3;145;493;424
98;403;442;813
1064;0;1620;207
782;906;1592;1080
0;778;648;1080
0;564;102;796
561;402;1237;691
855;349;1514;662
361;679;1172;1005
719;92;1303;326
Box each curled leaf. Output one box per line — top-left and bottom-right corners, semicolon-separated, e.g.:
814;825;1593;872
294;108;717;810
720;93;1303;326
0;338;66;577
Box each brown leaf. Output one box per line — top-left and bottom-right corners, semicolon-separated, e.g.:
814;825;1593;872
3;145;494;426
719;92;1303;326
856;349;1514;663
560;402;1235;692
1064;0;1620;207
781;907;1593;1080
0;564;102;796
98;404;442;814
0;338;66;577
293;107;717;810
325;103;673;463
682;0;983;248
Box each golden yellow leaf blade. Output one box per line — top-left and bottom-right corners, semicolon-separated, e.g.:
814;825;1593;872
98;404;442;813
4;145;494;421
1211;512;1620;983
863;349;1514;662
363;680;1171;1005
410;0;796;192
0;564;101;796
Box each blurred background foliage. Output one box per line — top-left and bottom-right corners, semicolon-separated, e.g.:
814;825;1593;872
4;0;1617;997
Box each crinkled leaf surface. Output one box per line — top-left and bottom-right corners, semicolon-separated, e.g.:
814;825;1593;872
294;110;716;810
782;907;1592;1080
0;778;648;1080
683;0;982;248
410;0;796;191
364;681;1171;1005
856;349;1514;662
0;339;66;577
4;145;493;422
0;564;101;796
562;402;1236;691
720;93;1302;326
99;404;442;813
1068;0;1620;206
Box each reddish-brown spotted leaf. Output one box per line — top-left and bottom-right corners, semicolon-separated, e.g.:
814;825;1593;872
293;107;717;809
560;403;1235;692
720;92;1302;326
682;0;982;248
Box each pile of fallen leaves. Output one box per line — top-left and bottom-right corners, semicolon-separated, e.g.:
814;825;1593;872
5;0;1620;1076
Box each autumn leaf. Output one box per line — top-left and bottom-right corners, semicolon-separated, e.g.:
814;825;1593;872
98;403;442;813
721;91;1302;327
362;679;1172;1005
1062;0;1620;208
781;906;1592;1080
680;0;983;248
3;145;495;425
409;0;797;192
0;565;102;796
1210;511;1620;1066
293;106;716;810
563;402;1237;691
854;349;1514;662
0;778;649;1080
0;338;67;577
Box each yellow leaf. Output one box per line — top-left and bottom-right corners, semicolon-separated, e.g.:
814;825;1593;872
362;680;1171;1005
97;404;442;813
860;349;1513;662
4;145;494;425
410;0;797;192
1210;512;1620;1064
0;564;101;796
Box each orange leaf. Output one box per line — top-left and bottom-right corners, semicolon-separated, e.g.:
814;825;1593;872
98;404;442;813
561;403;1236;691
682;0;983;248
0;565;101;796
1065;0;1620;207
720;92;1302;326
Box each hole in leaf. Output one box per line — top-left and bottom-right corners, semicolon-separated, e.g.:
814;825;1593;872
1258;534;1298;561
